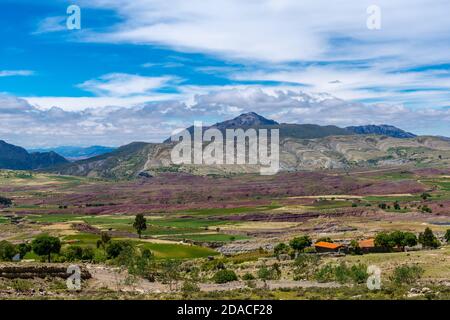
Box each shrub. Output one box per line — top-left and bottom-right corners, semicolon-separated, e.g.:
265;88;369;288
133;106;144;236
64;246;83;261
257;263;281;281
391;265;424;285
242;272;255;280
106;241;133;259
181;280;200;295
213;269;238;284
315;263;368;284
81;247;95;261
0;196;12;207
293;254;321;280
273;243;289;257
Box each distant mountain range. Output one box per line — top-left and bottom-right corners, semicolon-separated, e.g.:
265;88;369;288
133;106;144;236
0;140;68;170
28;146;116;161
47;112;450;179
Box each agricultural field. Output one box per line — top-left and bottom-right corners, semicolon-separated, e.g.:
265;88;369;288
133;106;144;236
0;168;449;300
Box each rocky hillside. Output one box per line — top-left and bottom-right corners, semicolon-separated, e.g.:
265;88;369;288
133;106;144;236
346;125;416;138
51;135;450;179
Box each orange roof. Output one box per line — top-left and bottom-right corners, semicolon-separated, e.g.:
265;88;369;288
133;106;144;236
314;241;342;249
358;238;375;248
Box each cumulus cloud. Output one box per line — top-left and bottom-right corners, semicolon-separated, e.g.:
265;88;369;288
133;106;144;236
2;88;450;148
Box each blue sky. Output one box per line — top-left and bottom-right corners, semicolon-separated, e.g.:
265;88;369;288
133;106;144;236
1;0;450;147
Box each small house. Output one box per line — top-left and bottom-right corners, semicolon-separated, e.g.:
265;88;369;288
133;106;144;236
314;241;343;253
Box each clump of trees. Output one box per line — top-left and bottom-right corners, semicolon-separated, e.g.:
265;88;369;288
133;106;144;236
374;230;417;251
418;227;440;248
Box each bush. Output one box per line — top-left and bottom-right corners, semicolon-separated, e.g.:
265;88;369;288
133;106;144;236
242;272;255;280
315;263;368;284
64;246;83;261
213;269;238;284
257;263;281;281
181;281;200;295
81;247;95;261
0;196;12;207
391;265;424;285
0;240;17;261
273;243;289;257
293;254;321;280
106;241;134;259
289;236;312;253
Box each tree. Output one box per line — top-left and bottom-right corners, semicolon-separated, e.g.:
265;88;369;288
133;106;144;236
374;232;394;249
133;214;147;238
31;235;61;262
393;201;401;210
96;231;111;252
17;243;31;258
403;232;418;248
445;229;450;243
418;227;440;248
289;236;312;254
0;241;17;261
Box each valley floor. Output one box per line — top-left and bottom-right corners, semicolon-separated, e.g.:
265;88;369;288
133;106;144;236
0;167;449;300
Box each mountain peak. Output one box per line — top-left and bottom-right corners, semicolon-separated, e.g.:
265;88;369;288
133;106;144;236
212;112;278;129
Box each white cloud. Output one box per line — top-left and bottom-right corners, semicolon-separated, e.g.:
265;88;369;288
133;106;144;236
79;0;450;65
0;70;34;77
77;73;179;97
33;16;66;34
2;88;450;148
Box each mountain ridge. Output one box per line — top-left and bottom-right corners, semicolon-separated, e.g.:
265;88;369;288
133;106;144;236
0;140;69;170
